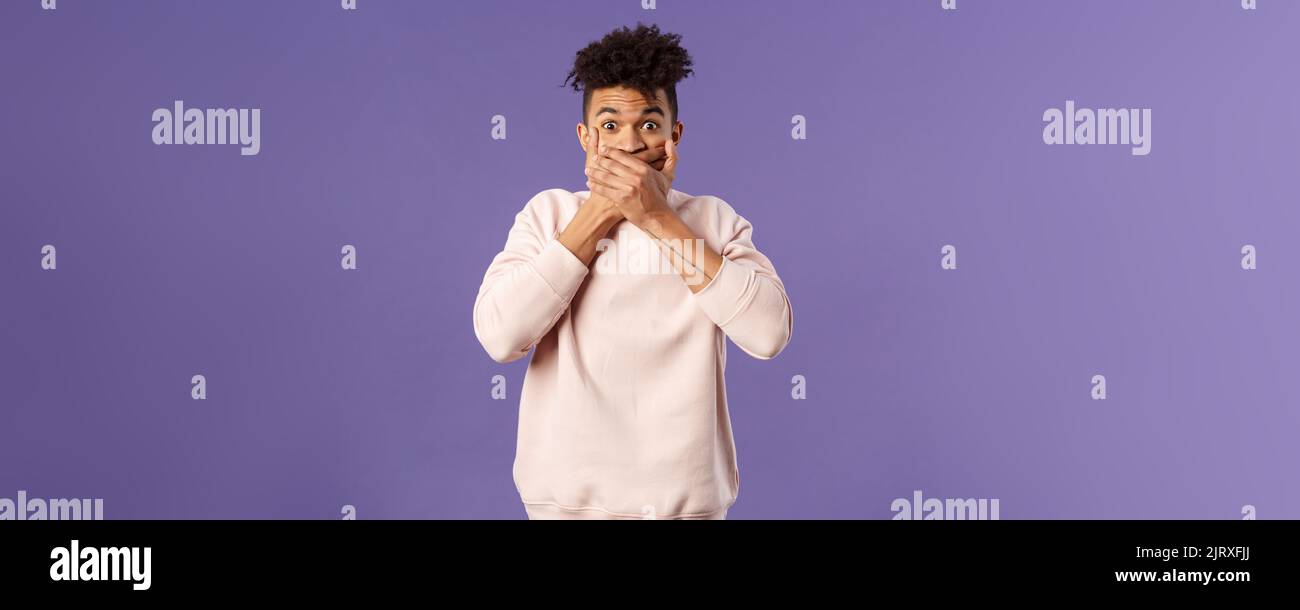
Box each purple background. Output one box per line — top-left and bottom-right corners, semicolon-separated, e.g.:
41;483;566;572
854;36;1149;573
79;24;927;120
1;0;1296;519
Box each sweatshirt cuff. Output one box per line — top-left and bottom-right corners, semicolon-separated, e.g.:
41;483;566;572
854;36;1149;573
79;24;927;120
692;255;752;327
531;238;590;303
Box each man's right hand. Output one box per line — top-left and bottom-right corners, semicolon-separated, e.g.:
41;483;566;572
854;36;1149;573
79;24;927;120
556;126;624;266
583;127;623;222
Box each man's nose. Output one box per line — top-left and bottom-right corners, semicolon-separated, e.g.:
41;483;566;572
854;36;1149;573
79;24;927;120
611;129;645;153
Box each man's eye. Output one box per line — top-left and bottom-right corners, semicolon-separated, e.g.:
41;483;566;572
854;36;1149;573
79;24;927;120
642;121;658;130
602;122;616;130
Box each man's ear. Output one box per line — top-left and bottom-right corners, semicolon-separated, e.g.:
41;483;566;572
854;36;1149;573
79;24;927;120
576;122;588;152
672;121;684;144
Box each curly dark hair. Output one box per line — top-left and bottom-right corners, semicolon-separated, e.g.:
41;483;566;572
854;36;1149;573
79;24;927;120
563;23;694;123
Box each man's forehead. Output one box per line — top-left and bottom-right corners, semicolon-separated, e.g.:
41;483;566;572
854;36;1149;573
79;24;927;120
590;87;665;111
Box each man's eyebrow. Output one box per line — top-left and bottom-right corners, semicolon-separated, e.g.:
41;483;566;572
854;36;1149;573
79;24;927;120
595;106;665;118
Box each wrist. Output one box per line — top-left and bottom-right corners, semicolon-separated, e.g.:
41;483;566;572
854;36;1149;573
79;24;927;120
641;207;678;236
586;193;623;226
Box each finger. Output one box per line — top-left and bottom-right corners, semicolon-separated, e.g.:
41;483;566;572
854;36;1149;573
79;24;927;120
661;136;678;182
594;154;639;179
585;127;600;169
586;177;624;199
588;171;633;193
602;148;651;173
585;164;619;188
587;164;637;188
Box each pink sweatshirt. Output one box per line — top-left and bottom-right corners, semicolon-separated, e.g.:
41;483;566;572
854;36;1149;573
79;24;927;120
472;188;793;519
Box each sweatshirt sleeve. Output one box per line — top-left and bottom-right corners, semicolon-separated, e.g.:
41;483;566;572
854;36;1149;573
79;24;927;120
689;201;793;360
472;192;591;363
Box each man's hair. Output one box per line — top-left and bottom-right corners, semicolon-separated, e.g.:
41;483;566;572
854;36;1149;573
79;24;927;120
563;23;694;123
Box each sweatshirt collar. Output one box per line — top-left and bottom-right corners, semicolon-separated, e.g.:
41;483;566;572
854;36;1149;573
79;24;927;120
579;188;689;210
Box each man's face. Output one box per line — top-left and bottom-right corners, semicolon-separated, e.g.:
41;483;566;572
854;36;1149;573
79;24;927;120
579;85;682;173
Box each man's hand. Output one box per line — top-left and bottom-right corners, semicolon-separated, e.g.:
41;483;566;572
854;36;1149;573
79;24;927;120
585;136;679;230
582;128;622;220
584;134;719;292
556;128;624;265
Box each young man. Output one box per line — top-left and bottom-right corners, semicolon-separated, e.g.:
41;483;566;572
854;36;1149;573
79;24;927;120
472;23;793;520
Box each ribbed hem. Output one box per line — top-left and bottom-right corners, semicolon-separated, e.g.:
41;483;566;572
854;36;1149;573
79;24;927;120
523;502;730;520
690;255;754;328
529;238;590;303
